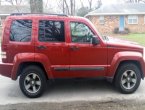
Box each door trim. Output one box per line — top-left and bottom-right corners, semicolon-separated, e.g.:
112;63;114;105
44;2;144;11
54;66;105;71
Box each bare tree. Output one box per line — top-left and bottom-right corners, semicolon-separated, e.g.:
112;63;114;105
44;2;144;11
64;0;70;14
58;0;102;16
125;0;145;3
96;0;102;9
88;0;93;10
70;0;75;15
58;0;75;15
87;0;102;10
6;0;23;5
5;0;24;12
79;0;84;7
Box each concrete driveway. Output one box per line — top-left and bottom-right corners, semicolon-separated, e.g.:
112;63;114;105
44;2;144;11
0;75;145;105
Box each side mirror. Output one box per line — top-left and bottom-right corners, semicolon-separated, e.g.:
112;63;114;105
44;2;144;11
92;37;100;45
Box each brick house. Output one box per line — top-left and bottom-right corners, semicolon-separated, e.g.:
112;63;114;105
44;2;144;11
85;4;145;34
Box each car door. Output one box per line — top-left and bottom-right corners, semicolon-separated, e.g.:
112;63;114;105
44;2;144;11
69;21;107;78
35;18;70;78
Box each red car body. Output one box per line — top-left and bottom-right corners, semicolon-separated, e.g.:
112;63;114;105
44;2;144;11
0;15;145;82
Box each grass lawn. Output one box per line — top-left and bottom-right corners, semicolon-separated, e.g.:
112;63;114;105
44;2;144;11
115;33;145;47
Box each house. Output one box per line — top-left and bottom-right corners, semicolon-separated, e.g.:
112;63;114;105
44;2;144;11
85;3;145;34
0;5;30;27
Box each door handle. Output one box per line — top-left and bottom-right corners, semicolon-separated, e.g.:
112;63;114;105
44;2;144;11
70;46;80;51
37;45;47;50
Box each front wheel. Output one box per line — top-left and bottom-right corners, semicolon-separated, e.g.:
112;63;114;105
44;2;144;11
115;63;141;94
19;65;47;98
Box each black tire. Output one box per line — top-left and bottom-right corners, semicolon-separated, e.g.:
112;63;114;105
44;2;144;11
19;65;47;98
114;63;141;94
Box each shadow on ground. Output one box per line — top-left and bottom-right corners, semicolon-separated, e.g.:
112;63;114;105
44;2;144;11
45;78;116;95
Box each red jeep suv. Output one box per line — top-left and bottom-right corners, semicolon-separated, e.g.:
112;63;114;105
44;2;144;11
0;13;145;98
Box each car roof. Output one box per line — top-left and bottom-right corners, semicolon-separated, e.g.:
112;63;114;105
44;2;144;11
7;14;87;21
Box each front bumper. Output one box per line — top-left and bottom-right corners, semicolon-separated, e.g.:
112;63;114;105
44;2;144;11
0;62;13;78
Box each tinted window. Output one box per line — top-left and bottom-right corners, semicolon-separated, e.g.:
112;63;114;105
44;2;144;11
70;22;94;43
10;20;32;42
39;20;65;42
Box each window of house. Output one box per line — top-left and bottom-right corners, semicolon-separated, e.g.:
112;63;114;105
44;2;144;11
99;16;104;24
10;20;32;42
39;20;65;42
0;17;2;26
128;15;138;24
70;22;94;43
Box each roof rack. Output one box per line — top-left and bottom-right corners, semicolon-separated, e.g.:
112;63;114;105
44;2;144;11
10;13;68;17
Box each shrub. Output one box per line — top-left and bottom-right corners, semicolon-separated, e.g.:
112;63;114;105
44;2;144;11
114;27;119;34
113;27;130;34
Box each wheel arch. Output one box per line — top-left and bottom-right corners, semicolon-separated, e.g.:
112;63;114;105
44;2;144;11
16;62;49;80
113;60;144;83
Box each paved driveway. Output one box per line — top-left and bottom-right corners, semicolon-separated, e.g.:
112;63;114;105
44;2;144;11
0;76;145;105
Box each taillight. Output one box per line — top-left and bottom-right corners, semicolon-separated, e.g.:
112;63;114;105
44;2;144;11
1;51;6;59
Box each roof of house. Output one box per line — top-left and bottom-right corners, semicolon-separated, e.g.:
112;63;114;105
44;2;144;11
0;5;30;16
86;3;145;16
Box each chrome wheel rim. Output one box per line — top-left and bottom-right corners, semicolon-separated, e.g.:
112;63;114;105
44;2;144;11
121;70;137;90
24;73;41;94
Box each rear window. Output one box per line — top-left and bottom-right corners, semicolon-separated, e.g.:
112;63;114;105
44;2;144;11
10;20;32;42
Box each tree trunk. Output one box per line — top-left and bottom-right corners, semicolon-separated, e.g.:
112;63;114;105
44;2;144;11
63;0;65;14
30;0;43;13
74;0;75;15
88;0;92;10
70;0;73;15
64;0;70;15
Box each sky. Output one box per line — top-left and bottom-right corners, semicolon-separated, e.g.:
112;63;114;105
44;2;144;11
102;0;124;4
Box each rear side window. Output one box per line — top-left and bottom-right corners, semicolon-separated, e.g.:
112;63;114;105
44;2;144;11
10;20;32;42
39;20;65;42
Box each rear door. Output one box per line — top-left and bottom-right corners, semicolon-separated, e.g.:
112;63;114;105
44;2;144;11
34;18;70;78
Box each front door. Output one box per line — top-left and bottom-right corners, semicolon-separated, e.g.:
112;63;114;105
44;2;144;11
119;16;125;31
69;21;107;78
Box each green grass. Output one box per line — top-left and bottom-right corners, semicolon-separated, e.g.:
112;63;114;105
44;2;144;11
116;33;145;47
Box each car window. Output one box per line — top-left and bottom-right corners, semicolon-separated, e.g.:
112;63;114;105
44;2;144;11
10;20;32;42
39;20;65;42
70;22;94;43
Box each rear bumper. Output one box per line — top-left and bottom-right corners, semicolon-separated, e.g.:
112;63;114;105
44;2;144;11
0;62;13;78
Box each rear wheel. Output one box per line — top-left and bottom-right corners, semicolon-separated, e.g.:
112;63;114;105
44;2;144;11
115;63;141;94
19;65;47;98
